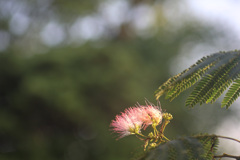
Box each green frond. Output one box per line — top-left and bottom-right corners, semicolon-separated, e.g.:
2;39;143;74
135;134;218;160
207;59;240;104
186;55;239;107
206;79;233;104
174;52;228;82
199;56;239;104
155;76;177;100
166;64;213;101
154;53;223;100
197;135;219;159
155;51;234;100
186;74;213;107
228;61;240;79
221;78;240;108
155;49;240;108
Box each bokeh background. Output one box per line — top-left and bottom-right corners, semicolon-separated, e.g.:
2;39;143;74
0;0;240;159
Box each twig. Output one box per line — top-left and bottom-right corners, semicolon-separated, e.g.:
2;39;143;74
214;153;240;160
216;135;240;144
213;135;240;159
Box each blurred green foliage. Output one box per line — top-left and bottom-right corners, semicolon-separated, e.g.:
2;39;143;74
0;40;179;159
0;0;231;159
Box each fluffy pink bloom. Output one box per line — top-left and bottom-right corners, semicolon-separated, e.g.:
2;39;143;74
110;110;142;139
142;105;162;128
110;101;162;139
124;107;144;127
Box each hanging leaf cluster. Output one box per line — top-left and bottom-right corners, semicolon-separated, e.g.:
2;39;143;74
135;134;219;160
155;50;240;108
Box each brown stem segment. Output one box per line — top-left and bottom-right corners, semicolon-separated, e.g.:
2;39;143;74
214;153;240;159
216;135;240;144
213;135;240;159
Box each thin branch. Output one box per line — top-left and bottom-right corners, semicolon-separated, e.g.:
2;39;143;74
214;153;240;160
213;135;240;159
216;135;240;144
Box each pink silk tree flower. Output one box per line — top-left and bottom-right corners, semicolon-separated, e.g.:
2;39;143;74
110;102;162;139
110;109;142;139
124;107;144;127
135;104;162;130
143;105;162;127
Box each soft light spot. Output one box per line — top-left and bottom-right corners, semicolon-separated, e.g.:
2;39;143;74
40;22;65;46
9;13;30;35
69;15;105;41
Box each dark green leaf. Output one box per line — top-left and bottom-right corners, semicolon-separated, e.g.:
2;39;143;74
135;134;218;160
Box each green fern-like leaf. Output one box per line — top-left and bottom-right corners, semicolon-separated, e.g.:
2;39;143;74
155;50;240;108
135;134;219;160
155;54;221;100
185;74;213;107
186;55;239;107
166;64;213;101
222;78;240;108
206;79;233;104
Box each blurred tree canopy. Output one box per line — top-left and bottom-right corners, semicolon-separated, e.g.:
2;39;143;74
0;0;231;159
